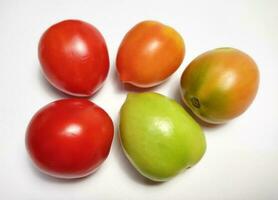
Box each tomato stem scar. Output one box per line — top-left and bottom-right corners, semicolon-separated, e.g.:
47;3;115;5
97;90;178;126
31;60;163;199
191;97;200;108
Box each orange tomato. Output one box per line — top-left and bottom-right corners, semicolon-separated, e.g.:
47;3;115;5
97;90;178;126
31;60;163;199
180;48;259;124
116;20;185;88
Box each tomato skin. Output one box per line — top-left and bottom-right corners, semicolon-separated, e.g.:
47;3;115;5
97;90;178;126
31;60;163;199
26;99;114;179
39;20;109;97
180;48;259;124
116;20;185;88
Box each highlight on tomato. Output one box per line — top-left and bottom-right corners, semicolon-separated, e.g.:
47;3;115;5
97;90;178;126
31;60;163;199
116;20;185;88
38;19;109;97
180;47;259;124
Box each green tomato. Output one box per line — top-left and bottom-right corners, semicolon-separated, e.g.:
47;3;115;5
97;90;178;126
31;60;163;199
119;92;206;182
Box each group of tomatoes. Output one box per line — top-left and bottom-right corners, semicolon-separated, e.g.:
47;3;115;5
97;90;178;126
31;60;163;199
26;19;259;180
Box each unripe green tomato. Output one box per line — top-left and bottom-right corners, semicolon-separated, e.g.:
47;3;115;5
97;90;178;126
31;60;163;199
119;92;206;182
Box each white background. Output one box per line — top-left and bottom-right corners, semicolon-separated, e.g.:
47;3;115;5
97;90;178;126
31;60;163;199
0;0;278;199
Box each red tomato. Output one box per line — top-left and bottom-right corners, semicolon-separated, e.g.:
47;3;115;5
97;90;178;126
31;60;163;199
39;20;109;97
26;99;114;179
116;20;185;88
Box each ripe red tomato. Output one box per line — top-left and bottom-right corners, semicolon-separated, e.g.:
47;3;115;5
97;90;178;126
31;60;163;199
38;20;109;97
116;20;185;88
26;99;114;179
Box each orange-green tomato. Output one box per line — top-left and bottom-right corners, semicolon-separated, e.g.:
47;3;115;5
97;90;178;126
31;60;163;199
180;47;259;124
116;20;185;88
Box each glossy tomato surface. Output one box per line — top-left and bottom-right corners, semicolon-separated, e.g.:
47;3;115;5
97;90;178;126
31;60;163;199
116;20;185;88
180;47;259;124
26;99;114;179
39;20;109;97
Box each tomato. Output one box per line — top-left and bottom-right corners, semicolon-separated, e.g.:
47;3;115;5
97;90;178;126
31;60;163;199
116;20;185;88
120;92;206;181
26;99;114;179
38;20;109;97
180;47;259;124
